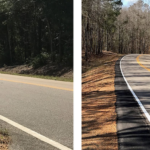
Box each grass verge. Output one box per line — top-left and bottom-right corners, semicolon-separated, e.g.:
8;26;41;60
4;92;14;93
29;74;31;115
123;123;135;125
82;51;124;150
0;71;73;82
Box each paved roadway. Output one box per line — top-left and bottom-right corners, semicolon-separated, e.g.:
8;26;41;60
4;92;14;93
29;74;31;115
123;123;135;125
115;54;150;150
121;54;150;119
0;74;73;150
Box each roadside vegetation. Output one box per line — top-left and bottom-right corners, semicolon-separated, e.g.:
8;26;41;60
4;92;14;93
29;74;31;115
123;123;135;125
83;0;150;62
0;71;73;82
0;64;73;82
0;0;73;148
82;51;123;149
0;128;9;150
82;0;150;149
0;0;73;80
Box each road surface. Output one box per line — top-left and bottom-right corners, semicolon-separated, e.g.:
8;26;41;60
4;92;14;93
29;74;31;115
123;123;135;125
121;54;150;120
115;54;150;150
0;73;73;150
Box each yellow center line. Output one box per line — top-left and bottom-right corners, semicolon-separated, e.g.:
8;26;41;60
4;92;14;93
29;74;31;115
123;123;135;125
136;54;150;72
0;78;73;92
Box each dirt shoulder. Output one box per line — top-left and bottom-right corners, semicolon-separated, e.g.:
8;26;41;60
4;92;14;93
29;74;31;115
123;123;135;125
82;51;124;150
0;64;73;82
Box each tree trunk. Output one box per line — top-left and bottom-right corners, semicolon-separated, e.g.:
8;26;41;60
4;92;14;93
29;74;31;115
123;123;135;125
38;19;42;54
7;25;12;65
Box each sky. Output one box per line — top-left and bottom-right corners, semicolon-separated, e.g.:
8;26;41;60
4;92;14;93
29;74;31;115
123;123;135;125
122;0;138;7
122;0;149;7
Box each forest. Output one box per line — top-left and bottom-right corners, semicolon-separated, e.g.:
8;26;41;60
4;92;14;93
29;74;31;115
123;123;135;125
0;0;73;68
82;0;150;61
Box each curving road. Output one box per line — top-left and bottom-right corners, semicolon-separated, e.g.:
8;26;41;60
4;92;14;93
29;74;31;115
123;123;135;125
115;54;150;150
0;74;73;150
121;54;150;118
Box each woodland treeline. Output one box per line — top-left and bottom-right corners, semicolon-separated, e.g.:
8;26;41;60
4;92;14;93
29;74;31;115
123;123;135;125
0;0;73;67
82;0;150;61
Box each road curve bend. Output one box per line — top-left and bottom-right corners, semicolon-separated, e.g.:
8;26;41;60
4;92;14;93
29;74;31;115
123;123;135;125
115;54;150;150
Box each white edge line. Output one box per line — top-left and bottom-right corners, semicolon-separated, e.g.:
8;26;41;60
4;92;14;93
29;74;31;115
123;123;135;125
120;55;150;122
0;115;72;150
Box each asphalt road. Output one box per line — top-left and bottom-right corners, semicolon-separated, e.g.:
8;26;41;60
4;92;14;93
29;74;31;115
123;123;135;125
115;54;150;150
0;74;73;150
121;54;150;118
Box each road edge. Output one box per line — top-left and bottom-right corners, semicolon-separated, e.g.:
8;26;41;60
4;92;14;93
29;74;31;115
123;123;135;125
120;55;150;123
0;115;72;150
115;55;150;150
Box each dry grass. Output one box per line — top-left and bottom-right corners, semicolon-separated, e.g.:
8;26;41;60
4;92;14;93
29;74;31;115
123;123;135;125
0;128;10;150
82;51;123;150
0;64;73;82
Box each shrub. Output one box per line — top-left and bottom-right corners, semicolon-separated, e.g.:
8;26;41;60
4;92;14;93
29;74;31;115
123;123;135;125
31;52;49;69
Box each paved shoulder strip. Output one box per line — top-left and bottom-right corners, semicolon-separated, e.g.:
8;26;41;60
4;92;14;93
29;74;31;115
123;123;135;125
115;56;150;150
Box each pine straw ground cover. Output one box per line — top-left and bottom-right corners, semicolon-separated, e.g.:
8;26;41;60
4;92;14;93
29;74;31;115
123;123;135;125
82;51;123;150
0;128;10;150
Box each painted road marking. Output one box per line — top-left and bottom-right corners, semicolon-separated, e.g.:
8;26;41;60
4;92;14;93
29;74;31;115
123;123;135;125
0;78;73;92
120;55;150;122
0;115;72;150
136;54;150;72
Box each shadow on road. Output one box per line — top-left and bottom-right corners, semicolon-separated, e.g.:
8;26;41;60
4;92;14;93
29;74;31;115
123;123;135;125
115;58;150;150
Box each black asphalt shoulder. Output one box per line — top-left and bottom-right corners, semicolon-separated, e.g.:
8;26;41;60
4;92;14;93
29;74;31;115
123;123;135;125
115;56;150;150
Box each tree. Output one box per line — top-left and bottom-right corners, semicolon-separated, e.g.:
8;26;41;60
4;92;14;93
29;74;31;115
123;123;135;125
0;0;73;67
114;0;150;54
82;0;123;61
